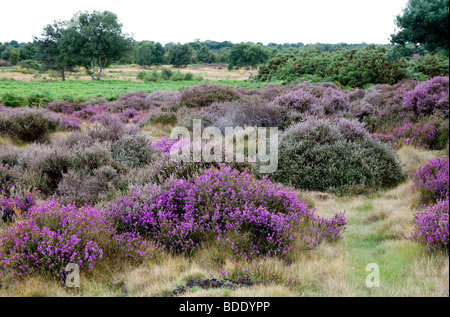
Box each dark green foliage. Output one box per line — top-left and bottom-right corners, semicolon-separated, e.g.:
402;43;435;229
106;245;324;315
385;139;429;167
228;43;269;70
412;55;449;77
20;60;41;70
196;46;215;64
391;0;449;53
270;117;406;193
168;43;193;67
135;41;165;67
257;45;406;87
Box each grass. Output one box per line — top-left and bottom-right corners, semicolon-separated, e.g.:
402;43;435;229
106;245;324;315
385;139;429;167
0;144;447;297
0;78;267;106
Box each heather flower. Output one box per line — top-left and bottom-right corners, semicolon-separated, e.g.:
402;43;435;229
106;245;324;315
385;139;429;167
59;116;82;131
46;101;86;115
409;197;449;253
403;76;449;117
108;165;346;258
0;201;151;282
412;156;449;202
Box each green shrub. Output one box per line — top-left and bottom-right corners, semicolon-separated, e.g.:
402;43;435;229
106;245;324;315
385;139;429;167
136;70;147;80
20;60;41;70
161;68;173;80
184;72;194;81
144;70;159;82
270;116;405;194
0;93;25;108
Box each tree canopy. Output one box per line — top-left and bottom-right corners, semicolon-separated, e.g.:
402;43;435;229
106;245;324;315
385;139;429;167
168;43;192;67
391;0;449;53
227;43;269;71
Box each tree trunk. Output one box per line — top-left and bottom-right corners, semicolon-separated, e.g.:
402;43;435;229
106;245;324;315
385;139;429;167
249;65;254;80
90;59;96;81
61;68;65;81
96;58;107;80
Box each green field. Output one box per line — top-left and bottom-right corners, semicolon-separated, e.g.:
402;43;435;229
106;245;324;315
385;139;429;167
0;79;267;105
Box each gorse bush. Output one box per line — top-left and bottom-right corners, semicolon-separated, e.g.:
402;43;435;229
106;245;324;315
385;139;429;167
271;116;405;193
108;165;346;258
0;107;59;142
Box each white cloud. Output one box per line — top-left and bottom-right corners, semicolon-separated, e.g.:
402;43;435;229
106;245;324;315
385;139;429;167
0;0;408;44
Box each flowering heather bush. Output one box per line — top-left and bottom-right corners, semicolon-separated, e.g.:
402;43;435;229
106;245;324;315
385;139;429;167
73;105;110;120
0;201;150;281
144;91;181;109
370;133;397;148
274;89;318;111
17;143;73;194
59;116;82;131
403;76;449;117
108;166;346;257
272;116;405;193
208;98;287;131
46;101;85;115
0;107;59;142
179;83;241;108
361;80;418;131
0;186;38;222
88;113;139;142
409;198;449;253
260;84;295;102
392;122;438;149
152;136;182;153
412;156;449;203
371;115;448;150
315;87;350;116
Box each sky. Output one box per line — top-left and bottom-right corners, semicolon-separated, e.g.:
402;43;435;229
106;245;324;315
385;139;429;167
0;0;409;45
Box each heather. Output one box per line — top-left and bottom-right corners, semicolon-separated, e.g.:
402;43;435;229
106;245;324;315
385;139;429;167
0;201;150;282
403;76;449;117
409;198;449;253
271;116;405;193
0;107;59;142
407;156;449;253
412;156;449;203
108;165;346;257
179;83;241;108
0;77;448;295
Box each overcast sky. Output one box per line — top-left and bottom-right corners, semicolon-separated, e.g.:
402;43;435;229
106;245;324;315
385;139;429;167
0;0;409;45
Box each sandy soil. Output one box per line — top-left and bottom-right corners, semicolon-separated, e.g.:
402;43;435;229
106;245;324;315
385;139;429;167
0;64;257;82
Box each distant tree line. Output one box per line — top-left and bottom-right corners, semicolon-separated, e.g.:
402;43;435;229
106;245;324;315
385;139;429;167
0;0;447;85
